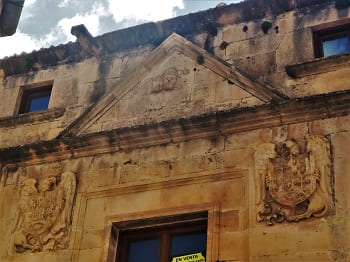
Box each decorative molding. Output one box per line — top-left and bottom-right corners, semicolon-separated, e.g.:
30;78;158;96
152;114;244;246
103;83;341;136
10;172;77;253
103;206;219;262
58;33;286;138
0;90;349;166
70;169;245;261
255;136;334;225
85;168;244;198
0;108;65;128
286;52;350;78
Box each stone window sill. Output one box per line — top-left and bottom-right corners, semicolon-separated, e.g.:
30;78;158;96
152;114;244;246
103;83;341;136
286;52;350;78
0;108;65;128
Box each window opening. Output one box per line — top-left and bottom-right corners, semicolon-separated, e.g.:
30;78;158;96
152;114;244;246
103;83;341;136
18;85;52;114
313;24;350;58
117;221;207;262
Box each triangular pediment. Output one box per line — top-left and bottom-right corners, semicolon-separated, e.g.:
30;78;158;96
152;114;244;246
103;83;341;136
59;33;286;137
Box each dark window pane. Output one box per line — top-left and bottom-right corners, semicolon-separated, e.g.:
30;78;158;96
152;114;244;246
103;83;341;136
323;36;350;57
28;95;50;112
170;232;207;259
127;238;160;262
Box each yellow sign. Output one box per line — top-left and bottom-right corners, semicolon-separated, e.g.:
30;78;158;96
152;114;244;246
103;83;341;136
172;252;205;262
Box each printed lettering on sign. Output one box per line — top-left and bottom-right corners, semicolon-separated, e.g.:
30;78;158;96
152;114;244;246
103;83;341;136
172;252;205;262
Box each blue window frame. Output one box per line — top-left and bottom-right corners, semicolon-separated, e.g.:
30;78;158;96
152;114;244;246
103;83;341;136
314;24;350;58
322;35;350;57
18;85;52;114
117;221;207;262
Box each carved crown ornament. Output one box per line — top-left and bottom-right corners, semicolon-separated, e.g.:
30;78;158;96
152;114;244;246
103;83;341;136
10;172;77;253
255;135;334;226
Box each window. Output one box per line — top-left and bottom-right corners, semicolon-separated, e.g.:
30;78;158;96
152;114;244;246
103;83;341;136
116;221;207;262
18;84;52;114
313;23;350;58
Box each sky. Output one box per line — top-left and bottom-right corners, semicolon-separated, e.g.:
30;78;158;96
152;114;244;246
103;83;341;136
0;0;242;58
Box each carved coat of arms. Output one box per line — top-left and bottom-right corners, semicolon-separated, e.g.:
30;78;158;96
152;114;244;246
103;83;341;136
255;135;333;225
11;172;76;253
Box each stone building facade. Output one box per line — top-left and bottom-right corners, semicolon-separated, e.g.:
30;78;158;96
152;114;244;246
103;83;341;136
0;0;349;261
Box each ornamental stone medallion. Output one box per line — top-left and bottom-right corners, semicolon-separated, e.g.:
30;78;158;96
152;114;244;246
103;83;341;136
255;135;334;225
11;172;77;253
151;67;190;93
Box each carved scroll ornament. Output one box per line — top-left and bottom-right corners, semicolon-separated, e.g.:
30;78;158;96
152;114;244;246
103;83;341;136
11;172;76;253
255;135;333;225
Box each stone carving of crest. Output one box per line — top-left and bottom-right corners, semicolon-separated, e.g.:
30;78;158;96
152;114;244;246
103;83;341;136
151;67;189;93
255;135;333;225
11;172;77;253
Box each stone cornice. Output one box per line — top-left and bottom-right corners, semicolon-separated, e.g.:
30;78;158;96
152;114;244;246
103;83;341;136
0;108;65;128
0;90;349;166
286;52;350;78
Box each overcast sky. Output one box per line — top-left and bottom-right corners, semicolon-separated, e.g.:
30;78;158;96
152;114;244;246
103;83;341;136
0;0;242;58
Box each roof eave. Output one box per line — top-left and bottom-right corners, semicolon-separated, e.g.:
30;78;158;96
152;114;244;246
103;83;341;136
0;0;25;37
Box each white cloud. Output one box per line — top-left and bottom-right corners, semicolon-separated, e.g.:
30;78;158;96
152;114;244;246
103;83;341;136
24;0;37;6
58;0;74;8
56;2;111;42
0;31;39;58
109;0;184;23
0;0;186;58
0;9;103;58
57;12;101;41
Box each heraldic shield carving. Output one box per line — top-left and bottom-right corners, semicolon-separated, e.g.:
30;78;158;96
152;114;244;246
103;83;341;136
255;135;334;226
11;172;76;253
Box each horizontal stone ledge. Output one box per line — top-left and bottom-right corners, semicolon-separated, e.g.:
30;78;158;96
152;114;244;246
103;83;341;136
286;52;350;78
0;108;65;128
0;90;350;164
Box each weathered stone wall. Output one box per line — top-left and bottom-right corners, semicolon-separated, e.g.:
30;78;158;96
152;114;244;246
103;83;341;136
212;4;350;97
0;47;152;147
0;1;349;261
0;114;349;261
84;49;262;134
0;2;349;147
